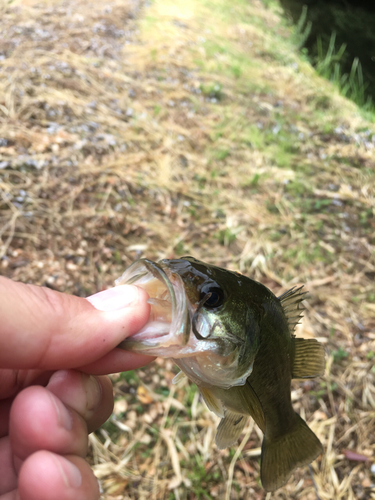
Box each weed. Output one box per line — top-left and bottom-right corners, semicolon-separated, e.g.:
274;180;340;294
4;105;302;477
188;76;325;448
193;174;207;189
292;5;312;49
359;208;373;226
150;48;158;61
185;455;218;499
315;33;373;110
314;198;332;210
266;201;279;214
119;370;139;384
332;346;349;363
285;180;310;196
174;241;185;255
153;104;162;116
214;148;230;161
269;230;283;241
185;384;199;413
230;63;242;78
243;124;265;149
216;227;240;246
241;173;262;190
200;82;223;100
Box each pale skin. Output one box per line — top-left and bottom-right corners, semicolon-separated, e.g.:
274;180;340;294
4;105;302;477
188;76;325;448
0;277;155;500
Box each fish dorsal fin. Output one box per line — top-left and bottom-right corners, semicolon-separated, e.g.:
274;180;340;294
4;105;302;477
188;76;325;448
292;337;325;378
215;410;248;449
278;286;308;332
200;387;225;418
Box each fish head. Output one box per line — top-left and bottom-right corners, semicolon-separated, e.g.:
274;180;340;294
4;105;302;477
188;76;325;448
116;257;266;389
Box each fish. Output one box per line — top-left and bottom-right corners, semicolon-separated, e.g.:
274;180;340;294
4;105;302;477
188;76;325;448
116;256;325;491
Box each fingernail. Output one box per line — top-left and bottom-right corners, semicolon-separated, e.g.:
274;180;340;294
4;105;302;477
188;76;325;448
81;373;102;419
57;456;82;488
87;285;140;312
48;392;73;431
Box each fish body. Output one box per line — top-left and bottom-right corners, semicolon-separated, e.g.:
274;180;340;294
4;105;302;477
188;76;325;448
116;257;325;491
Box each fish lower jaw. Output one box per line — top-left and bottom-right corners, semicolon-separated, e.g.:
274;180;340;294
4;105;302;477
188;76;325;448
119;334;186;355
121;334;217;357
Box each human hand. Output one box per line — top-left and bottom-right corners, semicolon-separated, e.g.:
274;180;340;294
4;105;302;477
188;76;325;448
0;277;153;500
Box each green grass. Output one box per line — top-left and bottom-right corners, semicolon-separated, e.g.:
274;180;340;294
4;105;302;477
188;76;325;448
332;346;350;363
119;370;139;384
200;81;224;100
314;33;374;110
291;5;312;49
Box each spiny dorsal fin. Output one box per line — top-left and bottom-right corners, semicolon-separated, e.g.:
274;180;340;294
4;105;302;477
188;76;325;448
278;286;308;332
215;410;248;449
292;337;325;378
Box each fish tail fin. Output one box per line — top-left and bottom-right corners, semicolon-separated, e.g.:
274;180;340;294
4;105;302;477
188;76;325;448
261;413;322;492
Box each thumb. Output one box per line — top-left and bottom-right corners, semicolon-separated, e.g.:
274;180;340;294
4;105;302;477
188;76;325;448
0;277;151;370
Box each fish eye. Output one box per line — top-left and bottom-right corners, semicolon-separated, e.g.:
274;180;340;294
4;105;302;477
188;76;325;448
199;286;224;308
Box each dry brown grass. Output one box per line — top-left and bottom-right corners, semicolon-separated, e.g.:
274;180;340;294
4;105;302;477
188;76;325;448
0;0;374;498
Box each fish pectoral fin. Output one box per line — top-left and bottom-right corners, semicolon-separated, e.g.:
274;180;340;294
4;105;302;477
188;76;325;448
292;337;325;378
243;382;265;433
261;413;323;492
209;383;265;433
215;411;248;450
200;387;225;418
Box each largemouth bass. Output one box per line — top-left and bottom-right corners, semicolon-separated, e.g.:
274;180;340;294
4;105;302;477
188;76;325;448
116;257;325;491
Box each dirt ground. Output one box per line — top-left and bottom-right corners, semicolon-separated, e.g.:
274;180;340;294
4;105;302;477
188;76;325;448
0;0;374;498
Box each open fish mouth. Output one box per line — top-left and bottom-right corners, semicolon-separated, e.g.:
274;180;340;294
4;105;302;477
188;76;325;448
116;259;191;355
116;258;255;389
